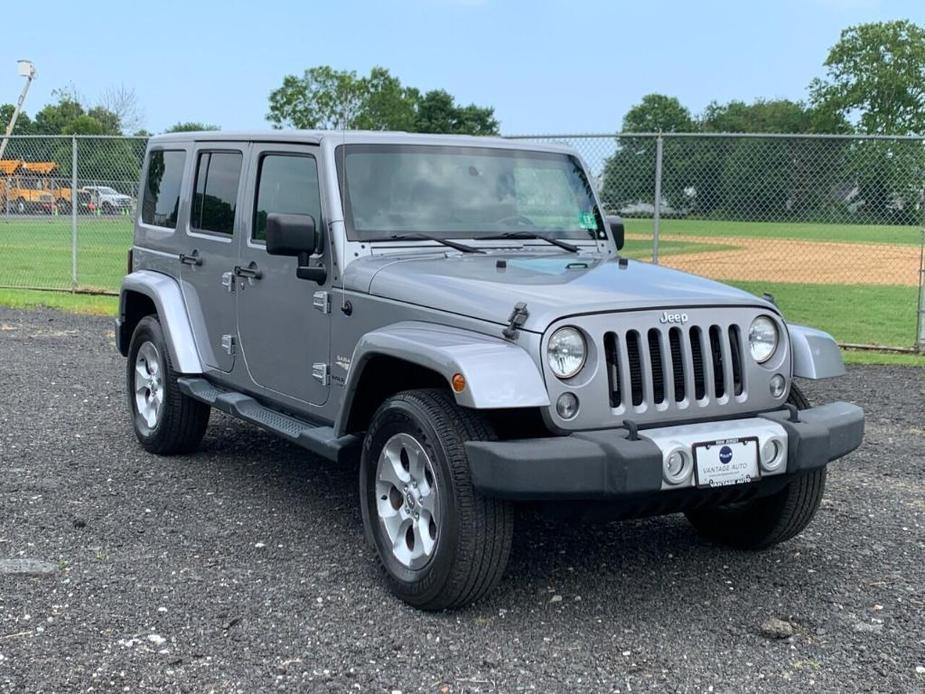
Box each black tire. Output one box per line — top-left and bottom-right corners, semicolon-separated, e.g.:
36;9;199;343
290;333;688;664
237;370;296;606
102;202;115;215
359;388;514;611
57;199;72;215
16;197;27;214
684;383;826;550
127;315;210;455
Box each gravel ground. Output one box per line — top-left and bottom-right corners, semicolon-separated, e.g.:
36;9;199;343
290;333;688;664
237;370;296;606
0;307;923;693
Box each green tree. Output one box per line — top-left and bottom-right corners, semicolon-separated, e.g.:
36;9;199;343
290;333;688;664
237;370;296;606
19;92;137;185
268;66;376;130
703;99;810;133
414;89;498;135
452;103;499;135
166;121;220;133
63;114;109;135
32;93;122;136
695;99;849;219
266;65;499;135
600;94;695;213
808;21;925;222
621;94;695;133
0;104;35;136
33;96;86;134
354;67;419;131
810;20;925;134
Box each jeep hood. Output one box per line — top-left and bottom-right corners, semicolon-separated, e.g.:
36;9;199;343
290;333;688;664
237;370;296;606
344;251;775;332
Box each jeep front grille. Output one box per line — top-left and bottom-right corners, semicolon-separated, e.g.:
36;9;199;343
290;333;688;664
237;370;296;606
604;324;745;413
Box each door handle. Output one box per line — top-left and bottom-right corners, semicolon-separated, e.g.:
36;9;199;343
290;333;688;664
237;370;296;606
234;261;263;280
179;250;202;266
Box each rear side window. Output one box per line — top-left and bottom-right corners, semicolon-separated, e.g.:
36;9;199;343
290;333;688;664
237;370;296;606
253;154;322;242
141;150;185;229
191;151;243;235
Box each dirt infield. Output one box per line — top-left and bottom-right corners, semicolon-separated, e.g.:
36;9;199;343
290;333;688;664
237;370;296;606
648;234;921;286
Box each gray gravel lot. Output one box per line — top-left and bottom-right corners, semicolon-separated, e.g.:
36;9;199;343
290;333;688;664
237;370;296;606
1;307;923;693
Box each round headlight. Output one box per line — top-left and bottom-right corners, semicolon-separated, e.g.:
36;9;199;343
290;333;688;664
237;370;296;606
547;327;586;379
748;316;779;363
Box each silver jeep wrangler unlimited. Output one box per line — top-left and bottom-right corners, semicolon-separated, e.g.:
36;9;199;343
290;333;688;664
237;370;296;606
117;131;864;610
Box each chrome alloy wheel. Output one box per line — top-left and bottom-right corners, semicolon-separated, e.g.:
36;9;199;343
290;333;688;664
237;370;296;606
134;341;164;429
375;433;440;570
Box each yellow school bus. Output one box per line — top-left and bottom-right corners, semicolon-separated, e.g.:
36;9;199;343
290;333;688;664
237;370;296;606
0;160;74;213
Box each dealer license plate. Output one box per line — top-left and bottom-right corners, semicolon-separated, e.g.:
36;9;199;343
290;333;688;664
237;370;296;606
694;437;759;488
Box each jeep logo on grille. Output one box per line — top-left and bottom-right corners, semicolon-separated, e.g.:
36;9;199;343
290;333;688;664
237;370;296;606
659;311;689;324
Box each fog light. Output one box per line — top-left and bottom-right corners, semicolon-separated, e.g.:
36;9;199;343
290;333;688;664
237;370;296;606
556;392;579;419
760;438;785;472
769;374;786;398
663;447;691;485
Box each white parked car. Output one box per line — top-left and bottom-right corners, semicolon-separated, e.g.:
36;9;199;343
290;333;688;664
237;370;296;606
81;186;135;214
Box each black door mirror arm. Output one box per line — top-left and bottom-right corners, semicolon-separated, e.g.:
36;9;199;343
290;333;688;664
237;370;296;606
296;251;327;284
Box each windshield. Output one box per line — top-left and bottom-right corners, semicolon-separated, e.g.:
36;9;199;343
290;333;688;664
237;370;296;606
337;144;605;241
99;187;118;194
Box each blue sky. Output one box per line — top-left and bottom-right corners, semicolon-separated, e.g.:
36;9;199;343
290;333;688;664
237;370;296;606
1;0;922;135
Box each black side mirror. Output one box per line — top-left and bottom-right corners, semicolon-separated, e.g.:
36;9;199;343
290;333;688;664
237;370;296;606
265;213;326;284
606;214;625;250
266;213;320;256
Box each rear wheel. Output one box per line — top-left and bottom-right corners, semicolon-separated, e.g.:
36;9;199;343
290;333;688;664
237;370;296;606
684;384;826;550
127;315;210;455
360;388;513;610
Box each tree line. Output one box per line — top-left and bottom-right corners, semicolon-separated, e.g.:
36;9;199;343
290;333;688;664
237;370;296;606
601;20;925;225
266;65;498;135
0;86;217;184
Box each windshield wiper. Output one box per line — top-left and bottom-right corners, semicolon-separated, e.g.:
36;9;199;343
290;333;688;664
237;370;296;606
386;233;483;254
483;231;580;253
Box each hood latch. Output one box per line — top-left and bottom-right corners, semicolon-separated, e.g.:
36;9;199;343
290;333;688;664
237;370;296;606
502;302;529;340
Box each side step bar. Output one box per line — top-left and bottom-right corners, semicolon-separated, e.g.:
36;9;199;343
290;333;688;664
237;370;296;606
177;377;361;464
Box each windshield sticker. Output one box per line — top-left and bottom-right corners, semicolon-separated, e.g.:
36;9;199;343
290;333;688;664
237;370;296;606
579;212;596;230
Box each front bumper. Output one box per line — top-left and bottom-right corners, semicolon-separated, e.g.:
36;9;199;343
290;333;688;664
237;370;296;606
465;402;864;500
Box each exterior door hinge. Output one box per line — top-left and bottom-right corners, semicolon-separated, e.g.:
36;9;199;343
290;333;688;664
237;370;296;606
313;290;331;314
221;271;235;293
221;334;236;356
312;362;330;386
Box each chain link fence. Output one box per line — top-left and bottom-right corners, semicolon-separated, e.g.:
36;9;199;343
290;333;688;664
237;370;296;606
1;133;923;349
513;133;925;350
0;135;146;293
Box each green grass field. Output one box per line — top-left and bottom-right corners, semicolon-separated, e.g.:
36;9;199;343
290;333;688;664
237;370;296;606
1;216;922;357
0;216;132;292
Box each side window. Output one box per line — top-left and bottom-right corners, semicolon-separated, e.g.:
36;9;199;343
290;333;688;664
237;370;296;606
141;150;186;229
191;151;243;235
253;154;321;243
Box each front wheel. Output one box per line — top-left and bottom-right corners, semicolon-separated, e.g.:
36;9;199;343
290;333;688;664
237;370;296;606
360;389;513;611
127;315;210;455
684;384;826;549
